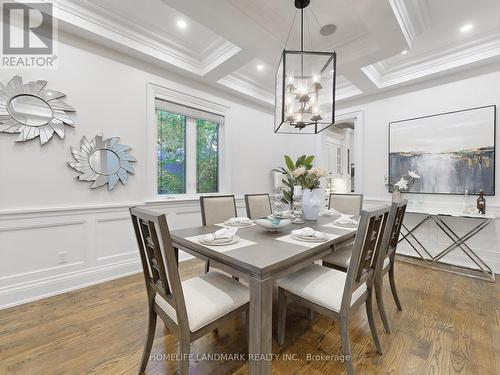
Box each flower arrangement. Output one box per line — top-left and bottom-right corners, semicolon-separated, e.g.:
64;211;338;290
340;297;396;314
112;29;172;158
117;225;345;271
273;155;328;204
385;170;421;192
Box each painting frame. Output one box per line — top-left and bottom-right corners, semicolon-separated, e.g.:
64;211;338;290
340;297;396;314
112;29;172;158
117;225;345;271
388;105;497;196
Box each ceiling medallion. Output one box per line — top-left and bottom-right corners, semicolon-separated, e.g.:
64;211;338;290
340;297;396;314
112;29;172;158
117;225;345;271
274;0;336;134
0;75;76;144
68;134;136;190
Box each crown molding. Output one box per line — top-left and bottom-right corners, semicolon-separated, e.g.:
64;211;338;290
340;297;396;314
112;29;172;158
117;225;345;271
336;82;363;101
217;73;275;105
47;0;240;76
361;28;500;88
200;37;242;76
389;0;430;48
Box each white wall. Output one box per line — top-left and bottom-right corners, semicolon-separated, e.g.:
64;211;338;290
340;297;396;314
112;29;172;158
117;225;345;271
338;66;500;275
0;31;316;308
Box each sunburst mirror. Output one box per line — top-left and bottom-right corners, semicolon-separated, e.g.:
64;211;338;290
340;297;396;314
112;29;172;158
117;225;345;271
68;134;136;190
0;75;76;144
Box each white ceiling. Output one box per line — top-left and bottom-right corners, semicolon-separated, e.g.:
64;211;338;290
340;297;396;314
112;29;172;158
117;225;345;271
49;0;500;107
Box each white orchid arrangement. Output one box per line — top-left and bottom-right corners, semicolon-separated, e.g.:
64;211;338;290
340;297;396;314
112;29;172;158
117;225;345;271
385;170;421;192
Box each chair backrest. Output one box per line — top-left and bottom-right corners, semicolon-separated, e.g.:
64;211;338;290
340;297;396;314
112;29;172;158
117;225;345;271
341;205;391;307
244;193;272;219
329;193;363;216
130;207;188;327
200;195;237;226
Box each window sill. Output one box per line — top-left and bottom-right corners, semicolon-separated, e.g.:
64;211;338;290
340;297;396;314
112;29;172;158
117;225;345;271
146;194;243;205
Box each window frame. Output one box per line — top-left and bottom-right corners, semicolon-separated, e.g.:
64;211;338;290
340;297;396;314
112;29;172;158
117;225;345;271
147;82;230;201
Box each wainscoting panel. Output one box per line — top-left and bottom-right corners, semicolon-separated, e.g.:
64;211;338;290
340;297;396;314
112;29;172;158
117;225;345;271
0;198;247;309
95;216;137;263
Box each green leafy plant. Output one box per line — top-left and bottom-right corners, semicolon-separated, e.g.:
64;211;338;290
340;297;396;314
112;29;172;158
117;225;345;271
273;154;315;205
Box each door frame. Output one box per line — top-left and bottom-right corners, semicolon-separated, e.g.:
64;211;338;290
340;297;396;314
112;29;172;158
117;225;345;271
316;109;364;193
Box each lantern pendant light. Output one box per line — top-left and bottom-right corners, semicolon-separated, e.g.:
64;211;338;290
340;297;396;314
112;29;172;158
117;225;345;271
274;0;336;134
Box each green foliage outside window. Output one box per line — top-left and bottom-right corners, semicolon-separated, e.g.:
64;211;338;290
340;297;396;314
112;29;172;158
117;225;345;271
196;119;219;193
156;110;219;195
157;110;186;194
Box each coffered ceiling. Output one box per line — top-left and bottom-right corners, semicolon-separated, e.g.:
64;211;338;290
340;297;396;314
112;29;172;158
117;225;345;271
47;0;500;107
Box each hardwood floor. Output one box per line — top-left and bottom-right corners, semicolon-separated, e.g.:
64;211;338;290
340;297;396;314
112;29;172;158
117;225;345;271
1;260;499;375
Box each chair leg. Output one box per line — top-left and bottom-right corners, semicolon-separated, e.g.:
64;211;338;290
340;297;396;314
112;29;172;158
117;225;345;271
366;290;383;355
277;288;287;346
179;336;190;375
339;314;354;375
375;274;391;334
139;309;157;374
308;309;315;321
245;310;250;342
204;260;210;274
389;261;403;311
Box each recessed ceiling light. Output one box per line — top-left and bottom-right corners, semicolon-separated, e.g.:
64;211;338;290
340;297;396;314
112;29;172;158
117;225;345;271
459;23;473;33
401;50;408;55
177;19;187;30
256;64;264;71
320;24;337;36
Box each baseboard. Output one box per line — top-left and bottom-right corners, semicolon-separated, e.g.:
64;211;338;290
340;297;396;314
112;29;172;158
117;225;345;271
0;259;143;310
0;255;202;310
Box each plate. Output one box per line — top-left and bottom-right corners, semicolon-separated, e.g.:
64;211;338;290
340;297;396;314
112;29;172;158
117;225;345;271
223;220;253;227
291;234;329;243
199;236;240;246
201;235;233;244
333;220;358;228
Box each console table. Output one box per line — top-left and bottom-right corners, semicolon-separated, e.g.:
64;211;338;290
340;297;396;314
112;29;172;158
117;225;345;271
397;208;495;282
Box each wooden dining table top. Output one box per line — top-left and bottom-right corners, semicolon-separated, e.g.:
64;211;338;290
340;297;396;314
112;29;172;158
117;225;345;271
170;216;357;279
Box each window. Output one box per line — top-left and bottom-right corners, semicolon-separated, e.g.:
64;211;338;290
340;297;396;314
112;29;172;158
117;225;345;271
336;147;342;175
156;99;222;195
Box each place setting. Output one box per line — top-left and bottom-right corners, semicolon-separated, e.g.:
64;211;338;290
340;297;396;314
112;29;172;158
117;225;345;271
323;214;359;231
187;227;256;251
277;227;339;247
218;217;254;228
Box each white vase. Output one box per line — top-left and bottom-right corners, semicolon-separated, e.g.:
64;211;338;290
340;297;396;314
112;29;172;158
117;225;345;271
302;188;322;221
392;190;401;202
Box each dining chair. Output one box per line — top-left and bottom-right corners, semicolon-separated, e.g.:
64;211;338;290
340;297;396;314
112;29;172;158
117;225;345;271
322;200;407;333
200;195;238;226
277;206;391;375
244;193;272;219
130;207;249;375
373;200;407;333
199;195;238;273
328;193;363;216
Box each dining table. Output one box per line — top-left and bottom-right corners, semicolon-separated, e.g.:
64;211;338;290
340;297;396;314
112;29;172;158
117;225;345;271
170;215;357;375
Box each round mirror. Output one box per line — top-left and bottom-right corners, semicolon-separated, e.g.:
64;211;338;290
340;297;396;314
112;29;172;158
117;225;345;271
89;149;121;175
7;94;53;126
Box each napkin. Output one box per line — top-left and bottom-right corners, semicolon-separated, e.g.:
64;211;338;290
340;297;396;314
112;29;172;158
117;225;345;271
204;227;238;241
319;208;342;217
226;217;252;225
291;227;326;238
334;215;359;225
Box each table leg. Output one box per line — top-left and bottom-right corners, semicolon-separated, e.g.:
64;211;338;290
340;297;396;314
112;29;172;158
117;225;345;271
248;276;273;375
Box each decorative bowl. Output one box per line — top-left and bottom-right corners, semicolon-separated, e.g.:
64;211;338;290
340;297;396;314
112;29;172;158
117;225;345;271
254;216;292;231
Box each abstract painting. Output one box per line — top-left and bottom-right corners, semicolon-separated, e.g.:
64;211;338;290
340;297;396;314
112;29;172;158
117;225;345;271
389;105;496;195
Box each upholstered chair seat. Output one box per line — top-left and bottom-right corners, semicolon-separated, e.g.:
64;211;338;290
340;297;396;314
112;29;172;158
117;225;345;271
277;264;367;312
155;272;249;331
323;249;390;269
